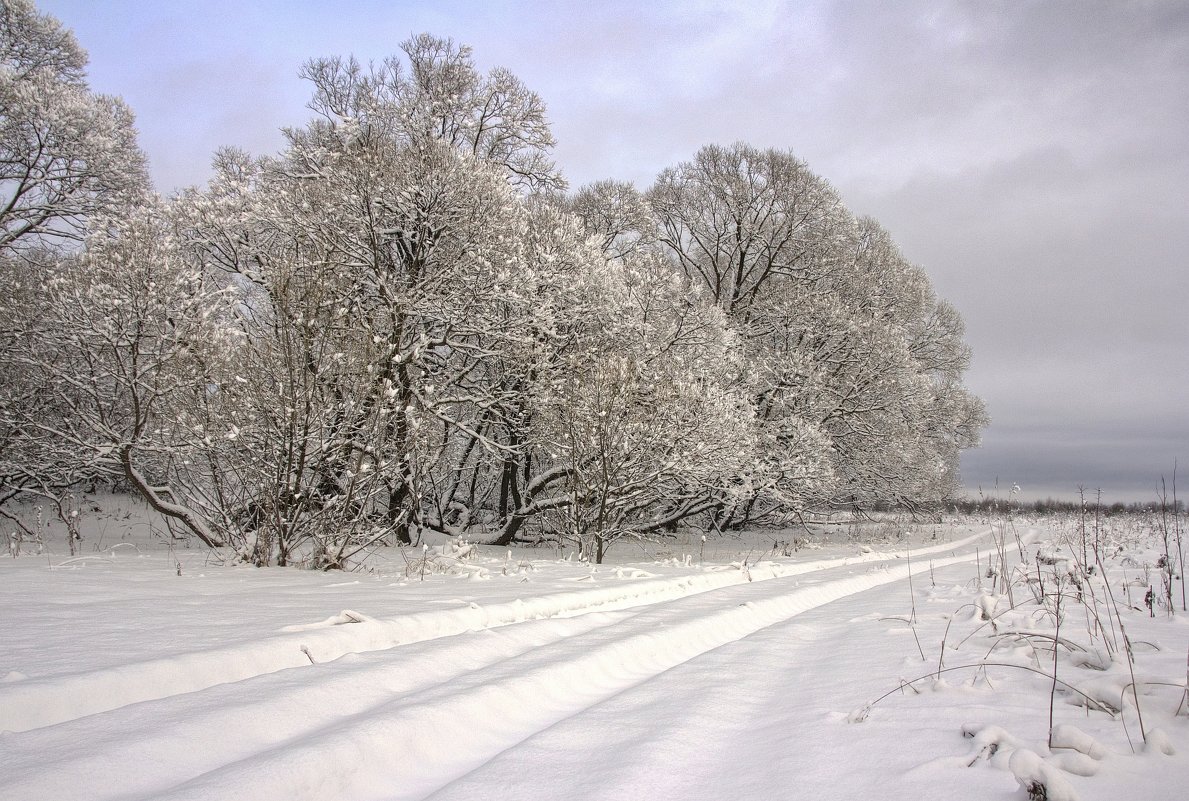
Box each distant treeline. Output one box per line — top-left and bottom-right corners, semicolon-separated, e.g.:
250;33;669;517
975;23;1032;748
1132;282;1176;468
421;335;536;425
952;497;1186;516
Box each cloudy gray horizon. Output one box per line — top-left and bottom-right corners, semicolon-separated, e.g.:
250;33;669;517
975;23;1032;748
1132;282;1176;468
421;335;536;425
39;0;1189;503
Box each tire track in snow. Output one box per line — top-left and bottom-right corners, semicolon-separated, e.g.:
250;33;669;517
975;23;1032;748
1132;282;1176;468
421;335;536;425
0;538;990;801
0;612;632;801
134;549;986;801
427;559;1000;801
0;529;991;733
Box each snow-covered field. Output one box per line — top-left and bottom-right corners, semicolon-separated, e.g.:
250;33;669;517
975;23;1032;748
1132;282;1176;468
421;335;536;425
2;497;1186;800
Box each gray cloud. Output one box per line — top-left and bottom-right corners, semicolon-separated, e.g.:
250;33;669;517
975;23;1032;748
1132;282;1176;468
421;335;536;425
963;420;1187;503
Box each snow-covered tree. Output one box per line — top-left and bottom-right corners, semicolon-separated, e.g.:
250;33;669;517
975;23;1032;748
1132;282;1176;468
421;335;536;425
0;205;233;547
1;14;986;563
645;143;986;517
527;250;757;561
0;0;148;253
566;180;657;260
299;34;562;191
165;37;564;564
0;0;152;530
648;143;844;318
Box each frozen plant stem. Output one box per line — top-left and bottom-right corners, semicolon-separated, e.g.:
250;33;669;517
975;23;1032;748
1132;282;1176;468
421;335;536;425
937;615;955;680
905;544;926;661
1095;547;1147;748
1078;486;1089;571
1048;584;1060;748
993;522;1014;607
1093;488;1103;569
865;663;1112;716
906;544;916;624
1174;459;1185;612
1158;476;1175;616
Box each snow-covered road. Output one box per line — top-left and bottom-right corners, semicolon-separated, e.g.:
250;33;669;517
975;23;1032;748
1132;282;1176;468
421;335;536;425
426;559;996;801
1;533;994;801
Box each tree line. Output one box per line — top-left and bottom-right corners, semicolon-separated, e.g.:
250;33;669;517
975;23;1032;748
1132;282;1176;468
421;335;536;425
0;0;988;565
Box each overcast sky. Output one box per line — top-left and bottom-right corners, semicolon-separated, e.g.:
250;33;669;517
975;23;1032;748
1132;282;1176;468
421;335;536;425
38;0;1189;503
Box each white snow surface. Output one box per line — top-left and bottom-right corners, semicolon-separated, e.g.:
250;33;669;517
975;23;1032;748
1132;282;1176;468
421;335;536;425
2;497;1187;801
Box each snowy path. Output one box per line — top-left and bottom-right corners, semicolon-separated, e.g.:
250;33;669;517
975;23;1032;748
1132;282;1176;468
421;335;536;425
0;529;989;733
426;559;1004;801
0;534;995;801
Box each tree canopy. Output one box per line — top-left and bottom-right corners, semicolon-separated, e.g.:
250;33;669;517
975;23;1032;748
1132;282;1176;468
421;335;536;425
0;6;987;565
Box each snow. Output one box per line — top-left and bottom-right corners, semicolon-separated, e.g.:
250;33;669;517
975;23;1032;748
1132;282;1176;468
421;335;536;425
1;497;1186;801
